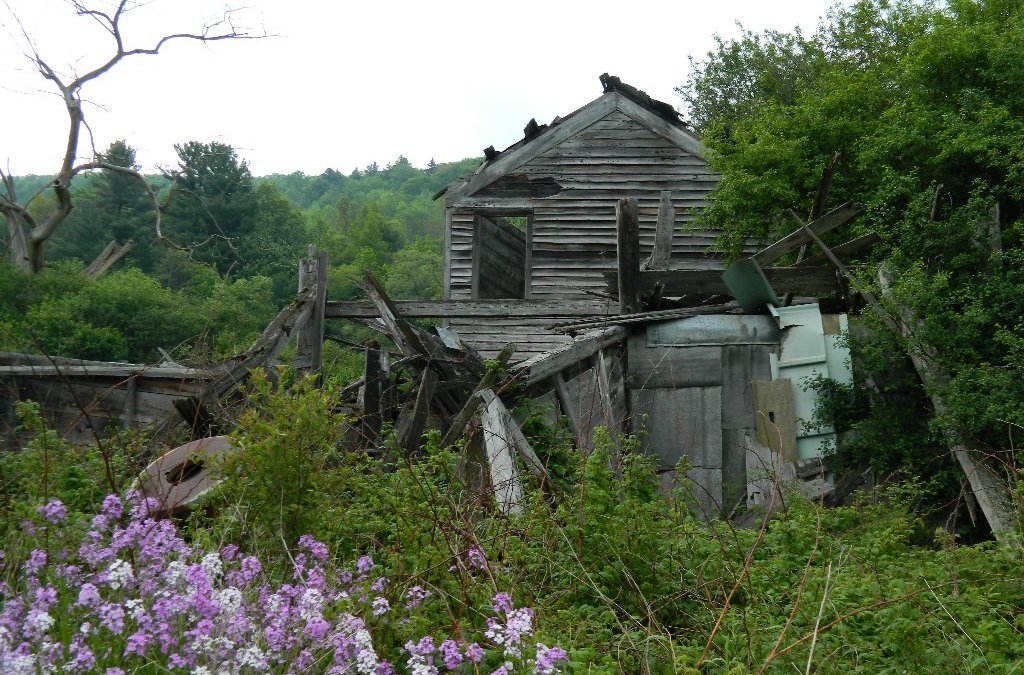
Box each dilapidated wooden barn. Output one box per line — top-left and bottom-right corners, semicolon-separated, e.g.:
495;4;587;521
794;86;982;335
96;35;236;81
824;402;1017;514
436;74;760;360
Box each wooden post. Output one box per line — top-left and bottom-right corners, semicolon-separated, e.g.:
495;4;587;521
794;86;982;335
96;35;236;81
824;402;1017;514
362;346;385;444
643;191;675;270
616;197;642;315
295;248;328;382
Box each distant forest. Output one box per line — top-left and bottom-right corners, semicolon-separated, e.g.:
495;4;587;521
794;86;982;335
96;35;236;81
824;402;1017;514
2;150;478;366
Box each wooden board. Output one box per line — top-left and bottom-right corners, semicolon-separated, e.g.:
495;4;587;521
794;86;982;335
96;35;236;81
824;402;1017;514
631;386;723;471
627;341;723;389
751;379;799;463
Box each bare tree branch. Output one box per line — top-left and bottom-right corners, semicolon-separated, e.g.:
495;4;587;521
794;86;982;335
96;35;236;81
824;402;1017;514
1;0;266;273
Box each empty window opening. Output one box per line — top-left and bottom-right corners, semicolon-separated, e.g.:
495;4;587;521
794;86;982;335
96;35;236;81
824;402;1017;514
472;213;533;299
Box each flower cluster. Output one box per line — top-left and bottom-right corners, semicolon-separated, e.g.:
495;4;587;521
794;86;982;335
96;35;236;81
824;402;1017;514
0;495;567;674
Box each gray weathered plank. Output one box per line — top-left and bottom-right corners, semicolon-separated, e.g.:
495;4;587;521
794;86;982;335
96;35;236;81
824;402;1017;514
751;202;862;266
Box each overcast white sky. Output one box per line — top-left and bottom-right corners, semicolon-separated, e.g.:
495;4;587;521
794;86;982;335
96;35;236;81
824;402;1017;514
1;0;836;177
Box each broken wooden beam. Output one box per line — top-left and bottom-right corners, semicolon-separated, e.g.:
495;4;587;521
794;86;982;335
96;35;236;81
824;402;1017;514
512;326;627;389
395;368;437;455
439;343;517;450
479;390;525;516
85;239;134;278
362;346;388;443
478;388;561;500
616;197;642;315
751;202;862;266
790;212;902;335
604;267;840;298
548;301;739;333
793;232;881;267
325;298;616;320
878;267;1017;543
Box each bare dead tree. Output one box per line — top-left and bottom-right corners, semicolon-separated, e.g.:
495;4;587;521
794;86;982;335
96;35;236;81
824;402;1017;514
0;0;264;274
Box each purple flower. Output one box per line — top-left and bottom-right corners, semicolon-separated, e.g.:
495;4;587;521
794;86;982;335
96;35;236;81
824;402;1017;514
37;499;67;524
25;549;47;573
465;642;484;663
405;585;431;609
124;630;149;656
99;602;125;634
466;545;488;570
439;639;462;669
299;535;330;561
102;494;123;519
357;555;374;574
77;582;101;608
221;544;239;562
534;643;568;674
66;636;95;672
372;597;390;616
492;592;514;614
305;616;331;640
370;576;388;593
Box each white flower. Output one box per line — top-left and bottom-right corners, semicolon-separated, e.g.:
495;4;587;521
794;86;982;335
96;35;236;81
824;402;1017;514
27;610;54;634
106;559;134;590
190;667;212;675
164;560;186;585
79;622;93;636
200;552;223;581
235;645;267;670
299;587;323;620
216;587;243;615
125;598;147;621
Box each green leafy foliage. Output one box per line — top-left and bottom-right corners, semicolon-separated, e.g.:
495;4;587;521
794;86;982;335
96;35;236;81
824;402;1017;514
681;0;1024;512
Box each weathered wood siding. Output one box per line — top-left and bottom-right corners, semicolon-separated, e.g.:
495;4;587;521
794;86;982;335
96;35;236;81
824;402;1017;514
448;110;753;302
628;316;778;517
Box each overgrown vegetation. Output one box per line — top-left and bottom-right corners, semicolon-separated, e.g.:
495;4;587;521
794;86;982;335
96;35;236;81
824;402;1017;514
680;0;1024;517
1;384;1022;672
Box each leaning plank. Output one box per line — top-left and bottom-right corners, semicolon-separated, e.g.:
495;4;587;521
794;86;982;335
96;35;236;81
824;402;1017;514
604;267;839;297
362;347;386;443
548;302;739;333
878;267;1017;543
512;326;627;389
295;249;328;380
751;202;862;266
439;343;516;450
207;286;315;399
479;391;525;516
325;298;616;319
478;389;557;488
